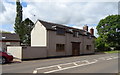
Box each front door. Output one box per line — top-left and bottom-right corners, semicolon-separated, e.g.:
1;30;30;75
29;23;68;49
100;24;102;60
72;42;80;56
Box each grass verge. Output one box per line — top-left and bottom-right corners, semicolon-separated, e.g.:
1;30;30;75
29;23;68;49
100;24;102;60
103;50;120;53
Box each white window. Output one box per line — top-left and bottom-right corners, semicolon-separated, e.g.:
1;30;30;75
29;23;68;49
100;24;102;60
73;31;79;37
6;42;10;45
2;37;6;39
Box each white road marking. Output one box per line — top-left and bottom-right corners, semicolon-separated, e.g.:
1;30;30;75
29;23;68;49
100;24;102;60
44;60;98;74
99;56;118;61
44;64;87;73
34;61;81;71
112;57;118;59
57;65;62;69
105;56;118;60
33;59;98;74
33;56;118;74
73;62;78;66
33;70;37;74
33;61;80;73
93;59;98;62
106;57;113;60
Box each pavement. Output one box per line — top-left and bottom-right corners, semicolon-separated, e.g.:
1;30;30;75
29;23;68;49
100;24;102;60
1;53;119;74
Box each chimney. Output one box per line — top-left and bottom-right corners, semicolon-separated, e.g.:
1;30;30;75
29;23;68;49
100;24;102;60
90;28;94;35
83;25;88;31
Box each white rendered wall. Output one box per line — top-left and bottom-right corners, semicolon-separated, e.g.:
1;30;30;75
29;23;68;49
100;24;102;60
31;21;47;47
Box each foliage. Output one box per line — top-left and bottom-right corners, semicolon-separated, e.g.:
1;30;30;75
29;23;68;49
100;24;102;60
14;0;23;43
0;30;11;33
96;15;120;51
22;18;34;45
14;0;34;45
95;37;110;51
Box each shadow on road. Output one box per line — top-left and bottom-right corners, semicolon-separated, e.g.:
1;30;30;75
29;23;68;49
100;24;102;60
95;52;106;55
1;59;22;65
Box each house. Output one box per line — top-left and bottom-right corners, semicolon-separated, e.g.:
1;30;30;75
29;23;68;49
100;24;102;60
31;20;96;57
0;33;20;51
7;19;96;60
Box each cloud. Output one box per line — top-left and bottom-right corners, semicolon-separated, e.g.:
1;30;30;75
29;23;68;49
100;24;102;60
23;2;118;23
0;0;118;37
0;0;6;13
0;0;16;25
22;0;119;2
22;2;118;27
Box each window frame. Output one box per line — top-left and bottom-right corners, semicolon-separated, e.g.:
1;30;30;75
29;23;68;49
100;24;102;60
86;45;91;50
56;44;65;52
56;28;65;36
73;31;79;37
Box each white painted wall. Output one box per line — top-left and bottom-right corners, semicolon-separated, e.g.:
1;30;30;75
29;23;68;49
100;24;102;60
7;46;22;59
31;21;47;47
7;46;47;60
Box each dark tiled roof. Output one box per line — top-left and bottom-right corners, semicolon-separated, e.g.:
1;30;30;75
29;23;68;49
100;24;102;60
0;33;20;41
38;19;94;36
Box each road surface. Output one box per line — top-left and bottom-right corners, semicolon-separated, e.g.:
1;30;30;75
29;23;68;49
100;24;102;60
1;53;119;74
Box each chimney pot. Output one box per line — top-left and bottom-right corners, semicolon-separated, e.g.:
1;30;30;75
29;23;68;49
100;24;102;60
83;25;88;31
90;28;94;35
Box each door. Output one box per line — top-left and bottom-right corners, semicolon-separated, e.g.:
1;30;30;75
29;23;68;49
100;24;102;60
72;42;80;56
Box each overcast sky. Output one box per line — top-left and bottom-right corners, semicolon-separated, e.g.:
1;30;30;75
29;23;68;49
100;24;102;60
0;0;119;37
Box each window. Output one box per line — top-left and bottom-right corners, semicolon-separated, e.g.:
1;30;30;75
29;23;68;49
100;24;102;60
56;44;65;52
56;28;65;35
86;45;91;50
84;31;88;35
73;31;79;37
6;42;10;45
88;35;92;39
2;37;6;39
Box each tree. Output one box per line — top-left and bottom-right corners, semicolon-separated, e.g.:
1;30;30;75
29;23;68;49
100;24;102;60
95;37;110;51
96;15;120;50
0;30;11;33
14;0;34;45
22;18;34;45
14;0;23;43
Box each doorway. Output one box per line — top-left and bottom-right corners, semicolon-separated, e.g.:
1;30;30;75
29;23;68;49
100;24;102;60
72;42;80;56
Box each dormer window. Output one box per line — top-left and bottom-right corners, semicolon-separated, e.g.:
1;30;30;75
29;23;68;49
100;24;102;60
56;28;65;35
68;29;73;32
2;37;6;39
73;31;79;37
52;25;57;30
84;31;88;35
88;35;92;39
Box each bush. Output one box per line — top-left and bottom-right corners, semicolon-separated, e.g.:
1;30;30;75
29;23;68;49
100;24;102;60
95;37;111;52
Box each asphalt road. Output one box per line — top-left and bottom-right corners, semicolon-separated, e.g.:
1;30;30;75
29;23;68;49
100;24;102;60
1;53;119;74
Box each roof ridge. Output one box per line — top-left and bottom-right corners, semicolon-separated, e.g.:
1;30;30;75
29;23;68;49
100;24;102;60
38;19;84;31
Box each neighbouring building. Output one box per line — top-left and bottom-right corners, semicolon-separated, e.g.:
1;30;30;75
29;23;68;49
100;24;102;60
0;33;20;51
31;20;96;57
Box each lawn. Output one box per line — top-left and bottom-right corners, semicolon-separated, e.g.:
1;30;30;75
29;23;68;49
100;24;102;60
104;50;120;53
